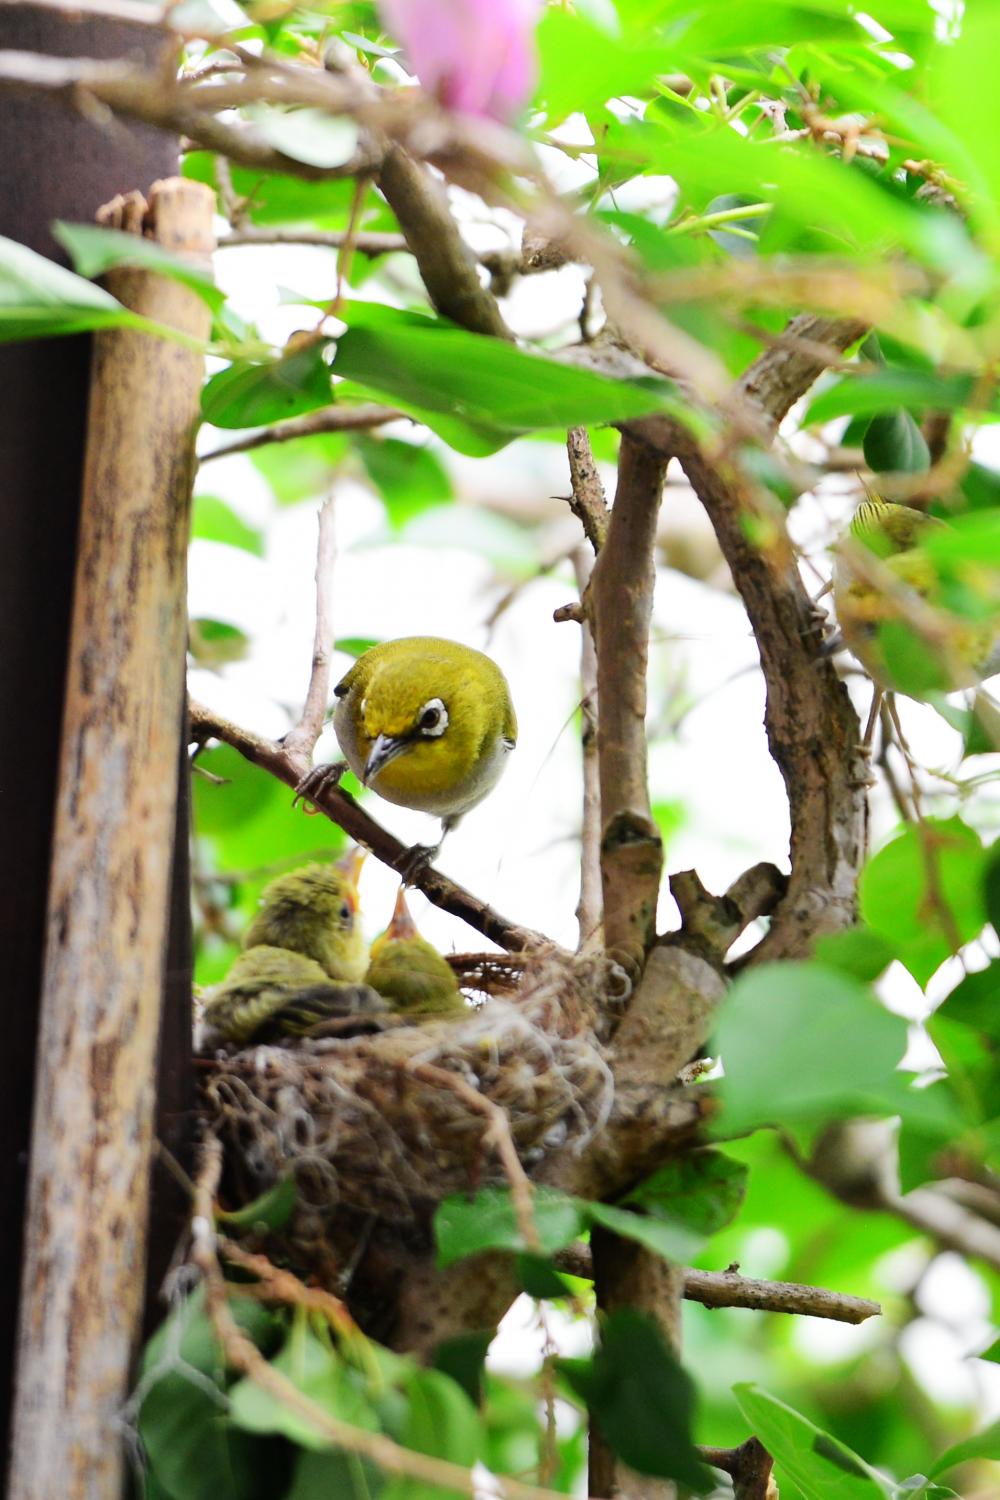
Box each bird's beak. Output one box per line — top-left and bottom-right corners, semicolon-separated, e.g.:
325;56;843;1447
335;845;367;907
364;733;408;784
387;884;419;941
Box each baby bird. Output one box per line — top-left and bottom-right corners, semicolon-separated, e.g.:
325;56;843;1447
200;945;387;1047
243;848;368;981
297;638;517;871
365;887;466;1018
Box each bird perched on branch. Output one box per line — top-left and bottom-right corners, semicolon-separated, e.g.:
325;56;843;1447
365;887;466;1017
200;945;388;1047
298;637;517;870
832;492;1000;739
243;848;368;982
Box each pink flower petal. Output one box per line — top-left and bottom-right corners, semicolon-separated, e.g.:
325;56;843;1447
379;0;543;121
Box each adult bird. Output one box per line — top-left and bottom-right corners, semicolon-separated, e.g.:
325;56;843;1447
297;637;517;872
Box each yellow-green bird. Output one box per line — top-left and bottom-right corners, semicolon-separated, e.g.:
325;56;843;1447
833;493;1000;698
243;848;368;982
200;945;388;1047
298;638;517;867
365;886;466;1017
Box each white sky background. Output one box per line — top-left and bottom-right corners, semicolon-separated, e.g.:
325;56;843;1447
189;172;1000;1426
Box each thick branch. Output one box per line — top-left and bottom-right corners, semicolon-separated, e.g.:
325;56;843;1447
377;144;510;339
199;403;402;463
588;435;666;970
188;701;549;953
700;1439;774;1500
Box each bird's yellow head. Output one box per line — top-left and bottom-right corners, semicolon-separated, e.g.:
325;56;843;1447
333;638;517;820
243;849;368;982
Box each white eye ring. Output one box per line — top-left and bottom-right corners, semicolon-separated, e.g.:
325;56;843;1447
417;698;448;737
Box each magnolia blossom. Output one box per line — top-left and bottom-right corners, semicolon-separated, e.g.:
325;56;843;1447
378;0;543;121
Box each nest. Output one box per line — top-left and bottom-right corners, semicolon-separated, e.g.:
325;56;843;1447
201;951;624;1238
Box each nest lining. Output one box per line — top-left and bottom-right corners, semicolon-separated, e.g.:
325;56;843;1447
201;952;624;1231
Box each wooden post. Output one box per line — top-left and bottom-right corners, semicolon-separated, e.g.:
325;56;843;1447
9;178;213;1500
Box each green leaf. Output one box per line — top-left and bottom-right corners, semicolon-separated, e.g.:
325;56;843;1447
560;1311;711;1491
217;1176;296;1232
985;842;1000;939
192;495;265;556
434;1186;586;1267
859;818;987;987
193;744;283;834
432;1331;493;1406
586;1150;748;1261
803;371;974;426
536;9;674;123
863;409;931;475
229;1318;378;1450
929;1418;1000;1479
189;619;251;669
715;961;908;1137
52;221;225;312
286;1448;385;1500
813;926;898;982
250;431;348;505
733;1384;893;1498
381;1369;482;1500
202;345;333;429
0;231;149;342
335;637;381;659
332;305;680;457
354;435;453;529
587;1201;708;1265
247;106;360;169
514;1252;578;1300
138;1290;284;1500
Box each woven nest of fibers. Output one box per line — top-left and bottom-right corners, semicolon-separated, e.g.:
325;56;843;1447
201;952;621;1232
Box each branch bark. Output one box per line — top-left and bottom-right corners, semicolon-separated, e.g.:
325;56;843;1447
10;177;213;1500
588;435;666;972
199;402;403;462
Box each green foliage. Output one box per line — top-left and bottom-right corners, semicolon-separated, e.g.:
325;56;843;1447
201;345;333;429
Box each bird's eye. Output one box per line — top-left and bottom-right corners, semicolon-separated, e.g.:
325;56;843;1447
340;902;352;923
417;698;448;737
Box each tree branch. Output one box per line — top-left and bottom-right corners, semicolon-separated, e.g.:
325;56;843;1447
188;701;550;953
700;1438;775;1500
199;403;403;463
588;435;666;972
565;427;610;554
377;144;511;339
572;548;602;953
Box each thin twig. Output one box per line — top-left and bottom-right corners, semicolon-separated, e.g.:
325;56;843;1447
219;226;409;255
282;497;337;763
191;1141;576;1500
565;428;610;554
188;700;551;953
199;403;403;463
554;1247;881;1323
216;1237;356;1335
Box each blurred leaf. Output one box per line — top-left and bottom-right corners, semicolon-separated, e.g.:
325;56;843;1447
733;1384;893;1498
435;1186;586;1266
382;1369;482;1500
715;961;908;1137
536;9;674;122
192;496;265;556
189;618;252;668
814;926;898;982
250;432;348;505
616;1149;748;1248
859;817;987;986
332;305;681;456
703;193;769;258
53;221;225;312
354;435;453;528
432;1331;493;1406
0;232;153;342
929;1418;1000;1479
229;1317;378;1450
217;1176;296;1232
561;1311;711;1490
335;637;381;658
202;345;333;429
286;1448;385;1500
863;410;931;475
515;1252;578;1300
193;744;283;833
652;799;686;850
804;371;973;426
400;507;539;577
247;106;359;169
